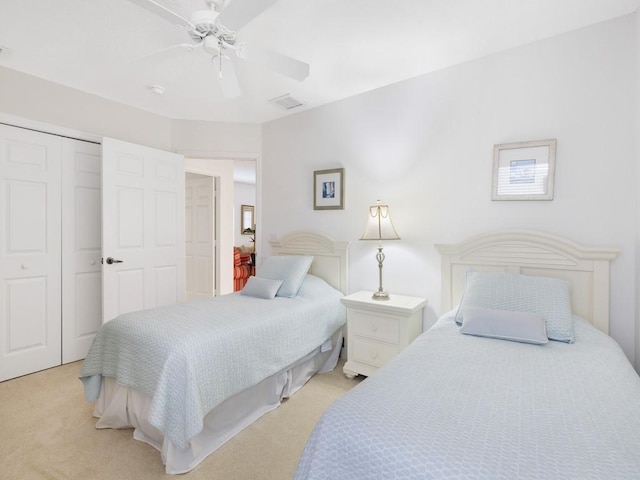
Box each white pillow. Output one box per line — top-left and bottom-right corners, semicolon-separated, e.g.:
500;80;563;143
455;272;574;343
460;306;548;345
257;255;314;298
240;276;283;299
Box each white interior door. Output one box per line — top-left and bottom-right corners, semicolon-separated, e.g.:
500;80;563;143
185;173;216;300
0;124;62;381
102;138;185;323
62;139;102;363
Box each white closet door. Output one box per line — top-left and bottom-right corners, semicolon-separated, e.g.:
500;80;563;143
62;139;102;363
0;124;62;381
102;138;185;323
185;173;215;300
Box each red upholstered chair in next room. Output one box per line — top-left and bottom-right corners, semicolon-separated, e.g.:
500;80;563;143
233;247;253;291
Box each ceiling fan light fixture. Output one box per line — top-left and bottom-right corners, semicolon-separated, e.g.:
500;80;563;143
203;36;220;54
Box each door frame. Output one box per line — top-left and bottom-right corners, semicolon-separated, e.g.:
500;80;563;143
0;113;102;144
183;152;260;296
185;159;234;296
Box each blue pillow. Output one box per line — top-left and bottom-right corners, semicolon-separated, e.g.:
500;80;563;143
460;306;548;345
240;276;283;299
455;272;574;343
257;255;314;298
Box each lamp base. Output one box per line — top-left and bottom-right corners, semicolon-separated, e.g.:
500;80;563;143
371;291;390;301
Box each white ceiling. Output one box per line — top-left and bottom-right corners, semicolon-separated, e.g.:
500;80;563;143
0;0;638;124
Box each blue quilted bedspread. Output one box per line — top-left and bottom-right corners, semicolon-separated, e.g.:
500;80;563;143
295;313;640;479
80;275;345;450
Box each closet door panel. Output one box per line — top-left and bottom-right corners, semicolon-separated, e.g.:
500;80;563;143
0;124;61;382
62;139;102;364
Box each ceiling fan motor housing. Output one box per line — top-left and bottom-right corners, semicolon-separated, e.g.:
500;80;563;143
189;9;235;45
131;0;309;99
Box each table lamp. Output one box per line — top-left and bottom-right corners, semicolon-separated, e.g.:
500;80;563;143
360;200;400;300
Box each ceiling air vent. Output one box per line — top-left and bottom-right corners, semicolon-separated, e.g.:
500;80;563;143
268;94;304;110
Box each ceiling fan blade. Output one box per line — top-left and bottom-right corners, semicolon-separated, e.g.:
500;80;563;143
217;0;277;32
263;51;310;81
244;47;309;81
213;56;242;99
128;0;195;30
132;41;202;63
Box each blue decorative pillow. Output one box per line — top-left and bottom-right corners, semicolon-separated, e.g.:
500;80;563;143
257;255;314;298
455;272;574;343
240;276;283;299
460;306;548;345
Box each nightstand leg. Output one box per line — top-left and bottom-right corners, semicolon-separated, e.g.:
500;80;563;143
343;368;357;379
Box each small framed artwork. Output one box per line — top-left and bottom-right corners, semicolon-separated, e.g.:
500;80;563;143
492;139;557;201
240;204;255;235
314;168;344;210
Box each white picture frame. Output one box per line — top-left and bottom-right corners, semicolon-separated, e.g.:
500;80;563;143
492;139;557;201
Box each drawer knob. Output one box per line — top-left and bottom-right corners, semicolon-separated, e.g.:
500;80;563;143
369;350;379;360
370;324;378;332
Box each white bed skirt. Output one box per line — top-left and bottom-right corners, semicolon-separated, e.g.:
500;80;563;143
92;330;343;474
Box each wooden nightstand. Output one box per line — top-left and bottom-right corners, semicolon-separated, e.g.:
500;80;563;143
341;291;427;378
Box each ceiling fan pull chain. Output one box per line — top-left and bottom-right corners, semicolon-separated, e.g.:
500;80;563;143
218;40;224;78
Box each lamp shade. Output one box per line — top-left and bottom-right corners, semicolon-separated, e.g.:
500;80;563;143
360;201;400;241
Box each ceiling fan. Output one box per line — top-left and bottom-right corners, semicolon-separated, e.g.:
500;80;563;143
130;0;310;98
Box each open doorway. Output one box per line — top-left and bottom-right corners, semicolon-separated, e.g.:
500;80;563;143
184;157;254;297
233;159;257;258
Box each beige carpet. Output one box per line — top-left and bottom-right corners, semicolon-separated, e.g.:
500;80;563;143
0;359;361;479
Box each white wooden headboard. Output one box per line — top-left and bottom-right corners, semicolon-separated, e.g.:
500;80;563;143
435;231;619;334
269;231;349;295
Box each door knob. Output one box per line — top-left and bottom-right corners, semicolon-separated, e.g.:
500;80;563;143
105;257;123;265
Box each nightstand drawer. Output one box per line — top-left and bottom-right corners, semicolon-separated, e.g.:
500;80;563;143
352;337;399;368
349;311;399;343
341;291;427;379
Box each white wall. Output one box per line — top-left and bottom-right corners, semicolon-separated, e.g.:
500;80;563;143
635;9;640;371
0;66;173;150
262;15;638;364
171;119;261;158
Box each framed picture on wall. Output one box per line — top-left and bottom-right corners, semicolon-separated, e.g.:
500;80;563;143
240;204;255;235
314;168;344;210
492;139;557;201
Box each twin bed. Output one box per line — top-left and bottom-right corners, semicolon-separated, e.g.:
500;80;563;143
80;231;349;474
295;231;640;479
81;230;640;478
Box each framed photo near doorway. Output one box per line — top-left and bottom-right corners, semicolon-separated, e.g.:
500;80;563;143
241;204;255;234
314;168;344;210
492;139;557;201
